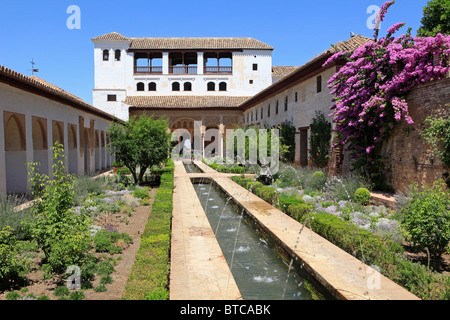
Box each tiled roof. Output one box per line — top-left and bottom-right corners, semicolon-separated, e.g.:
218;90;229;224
92;32;130;42
240;34;372;110
129;37;273;50
124;95;251;109
311;34;372;62
92;33;274;50
272;66;300;77
0;65;120;121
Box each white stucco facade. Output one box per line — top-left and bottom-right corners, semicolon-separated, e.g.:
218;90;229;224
92;34;274;121
0;78;115;194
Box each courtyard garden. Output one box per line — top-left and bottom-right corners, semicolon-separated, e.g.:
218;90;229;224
0;114;174;301
227;163;450;300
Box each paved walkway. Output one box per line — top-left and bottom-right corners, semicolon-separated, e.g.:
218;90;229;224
170;160;420;300
169;161;242;300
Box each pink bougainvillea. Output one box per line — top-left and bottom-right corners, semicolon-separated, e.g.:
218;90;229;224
325;0;450;187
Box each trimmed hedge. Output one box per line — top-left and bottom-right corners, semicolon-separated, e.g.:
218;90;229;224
203;159;246;174
230;174;450;300
122;168;174;300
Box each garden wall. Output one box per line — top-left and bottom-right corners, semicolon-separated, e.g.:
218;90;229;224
329;77;450;193
381;77;450;192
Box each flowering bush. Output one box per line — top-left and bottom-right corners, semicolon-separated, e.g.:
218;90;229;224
325;0;450;188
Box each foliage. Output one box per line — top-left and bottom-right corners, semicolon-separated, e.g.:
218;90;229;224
0;194;34;240
325;0;450;188
27;143;93;273
116;167;131;175
417;0;450;37
309;171;327;191
225;124;283;171
309;111;332;168
203;158;246;174
73;175;104;206
354;188;371;205
255;186;279;205
111;160;124;168
400;179;450;258
422;116;450;187
133;187;150;200
275;120;296;163
324;172;372;201
0;226;25;283
93;229;132;254
123;170;173;300
108;114;171;185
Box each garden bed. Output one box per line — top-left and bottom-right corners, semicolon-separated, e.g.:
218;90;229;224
0;171;168;301
230;164;450;300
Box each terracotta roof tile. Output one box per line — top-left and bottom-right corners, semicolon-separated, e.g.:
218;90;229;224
124;95;251;109
129;37;273;50
272;66;300;77
92;32;130;42
0;65;119;121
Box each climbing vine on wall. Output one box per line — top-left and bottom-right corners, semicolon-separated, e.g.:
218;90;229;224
325;0;450;189
422;116;450;187
309;111;332;168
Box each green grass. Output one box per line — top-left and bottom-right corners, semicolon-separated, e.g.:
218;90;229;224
122;168;173;300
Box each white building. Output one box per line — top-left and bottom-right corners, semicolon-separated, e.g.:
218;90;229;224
0;66;118;194
92;32;278;121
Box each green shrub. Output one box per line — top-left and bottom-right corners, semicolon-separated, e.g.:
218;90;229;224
246;181;264;192
69;291;85;300
54;286;70;297
255;186;279;205
116;167;131;175
94;201;121;216
325;172;371;201
0;226;25;283
95;284;107;292
6;291;21;300
0;194;34;240
308;171;327;191
354;188;371;205
112;160;124;167
277;195;304;212
133;187;150;200
93;229;113;253
286;203;311;221
400;180;450;258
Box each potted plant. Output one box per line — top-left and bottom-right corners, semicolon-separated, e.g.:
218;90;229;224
112;160;124;174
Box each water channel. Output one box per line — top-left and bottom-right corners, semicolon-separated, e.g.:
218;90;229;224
192;178;321;300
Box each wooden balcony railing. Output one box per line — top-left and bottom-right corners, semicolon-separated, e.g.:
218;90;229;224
169;66;198;74
204;66;233;74
134;66;163;74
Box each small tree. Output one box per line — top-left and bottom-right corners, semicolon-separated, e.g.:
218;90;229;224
107;114;171;185
27;143;92;273
417;0;450;37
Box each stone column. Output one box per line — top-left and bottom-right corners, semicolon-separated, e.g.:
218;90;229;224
197;52;204;75
0;111;5;193
162;52;169;75
46;118;53;176
294;131;300;166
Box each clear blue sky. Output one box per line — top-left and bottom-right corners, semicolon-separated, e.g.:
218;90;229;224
0;0;428;104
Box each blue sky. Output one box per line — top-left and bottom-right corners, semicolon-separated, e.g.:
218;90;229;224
0;0;428;104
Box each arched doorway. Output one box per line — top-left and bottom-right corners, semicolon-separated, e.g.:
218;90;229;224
68;124;77;174
4;113;27;194
95;130;100;172
32;117;48;176
84;129;90;174
204;124;220;158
